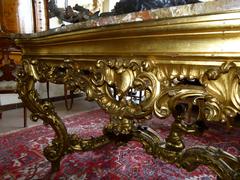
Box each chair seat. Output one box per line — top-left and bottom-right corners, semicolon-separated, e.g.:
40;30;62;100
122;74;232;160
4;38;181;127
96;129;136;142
0;50;27;127
0;81;17;93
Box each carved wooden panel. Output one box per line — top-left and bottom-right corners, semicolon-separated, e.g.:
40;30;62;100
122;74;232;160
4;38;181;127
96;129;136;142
0;0;20;33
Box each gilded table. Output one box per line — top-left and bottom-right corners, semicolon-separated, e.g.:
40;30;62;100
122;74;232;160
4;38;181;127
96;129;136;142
16;0;240;179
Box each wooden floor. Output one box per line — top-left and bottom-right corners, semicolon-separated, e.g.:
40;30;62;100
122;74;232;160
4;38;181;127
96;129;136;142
0;96;99;134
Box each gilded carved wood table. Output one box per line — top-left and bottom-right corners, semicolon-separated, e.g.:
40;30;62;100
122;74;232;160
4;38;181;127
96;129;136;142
15;0;240;179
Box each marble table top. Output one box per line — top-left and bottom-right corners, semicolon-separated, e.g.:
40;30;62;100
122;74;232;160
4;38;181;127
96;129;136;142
6;0;240;39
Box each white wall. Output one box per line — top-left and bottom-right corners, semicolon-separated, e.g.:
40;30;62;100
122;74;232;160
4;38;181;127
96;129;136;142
18;0;34;33
109;0;119;11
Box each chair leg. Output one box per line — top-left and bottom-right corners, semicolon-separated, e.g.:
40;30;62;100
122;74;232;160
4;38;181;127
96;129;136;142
0;112;2;119
23;106;27;127
64;84;74;111
46;81;50;99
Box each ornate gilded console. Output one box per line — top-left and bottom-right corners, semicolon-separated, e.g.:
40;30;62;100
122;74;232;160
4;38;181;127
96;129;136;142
15;0;240;179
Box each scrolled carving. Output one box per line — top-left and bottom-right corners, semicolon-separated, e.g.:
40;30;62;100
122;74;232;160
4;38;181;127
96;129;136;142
82;59;161;120
137;61;240;179
17;59;69;171
67;134;111;152
154;85;206;118
201;62;240;127
17;57;240;178
153;61;240;128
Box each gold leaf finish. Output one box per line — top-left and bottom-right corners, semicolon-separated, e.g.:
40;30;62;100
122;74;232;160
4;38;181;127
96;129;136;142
201;62;240;127
16;1;240;178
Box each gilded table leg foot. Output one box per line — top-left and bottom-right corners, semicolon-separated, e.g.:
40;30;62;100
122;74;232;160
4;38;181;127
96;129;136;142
103;114;135;146
43;137;67;172
49;159;61;172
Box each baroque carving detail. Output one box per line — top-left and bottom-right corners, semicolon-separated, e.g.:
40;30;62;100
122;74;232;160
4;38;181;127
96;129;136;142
17;58;240;178
201;62;240;127
154;61;240;128
20;59;240;128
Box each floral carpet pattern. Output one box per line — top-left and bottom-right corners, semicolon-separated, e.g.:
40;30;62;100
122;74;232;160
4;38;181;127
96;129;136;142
0;109;239;180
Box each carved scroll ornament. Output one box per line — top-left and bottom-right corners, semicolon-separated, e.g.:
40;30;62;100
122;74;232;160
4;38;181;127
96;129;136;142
17;58;240;179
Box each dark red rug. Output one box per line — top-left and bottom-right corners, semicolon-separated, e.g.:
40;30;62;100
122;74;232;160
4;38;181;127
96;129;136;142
0;109;239;180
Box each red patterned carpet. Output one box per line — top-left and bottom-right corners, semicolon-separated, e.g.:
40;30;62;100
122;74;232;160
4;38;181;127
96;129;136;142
0;109;239;180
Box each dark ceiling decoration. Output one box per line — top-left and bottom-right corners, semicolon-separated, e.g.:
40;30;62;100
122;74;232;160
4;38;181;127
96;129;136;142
48;0;200;24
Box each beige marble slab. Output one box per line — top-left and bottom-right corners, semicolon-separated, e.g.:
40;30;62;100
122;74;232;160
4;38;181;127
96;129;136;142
11;0;239;39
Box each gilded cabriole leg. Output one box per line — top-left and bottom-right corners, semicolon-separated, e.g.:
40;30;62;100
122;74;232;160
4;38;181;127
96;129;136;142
17;59;114;171
17;59;69;171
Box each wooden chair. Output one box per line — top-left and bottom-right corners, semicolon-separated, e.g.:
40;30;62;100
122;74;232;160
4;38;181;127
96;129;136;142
0;49;27;127
46;81;74;111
